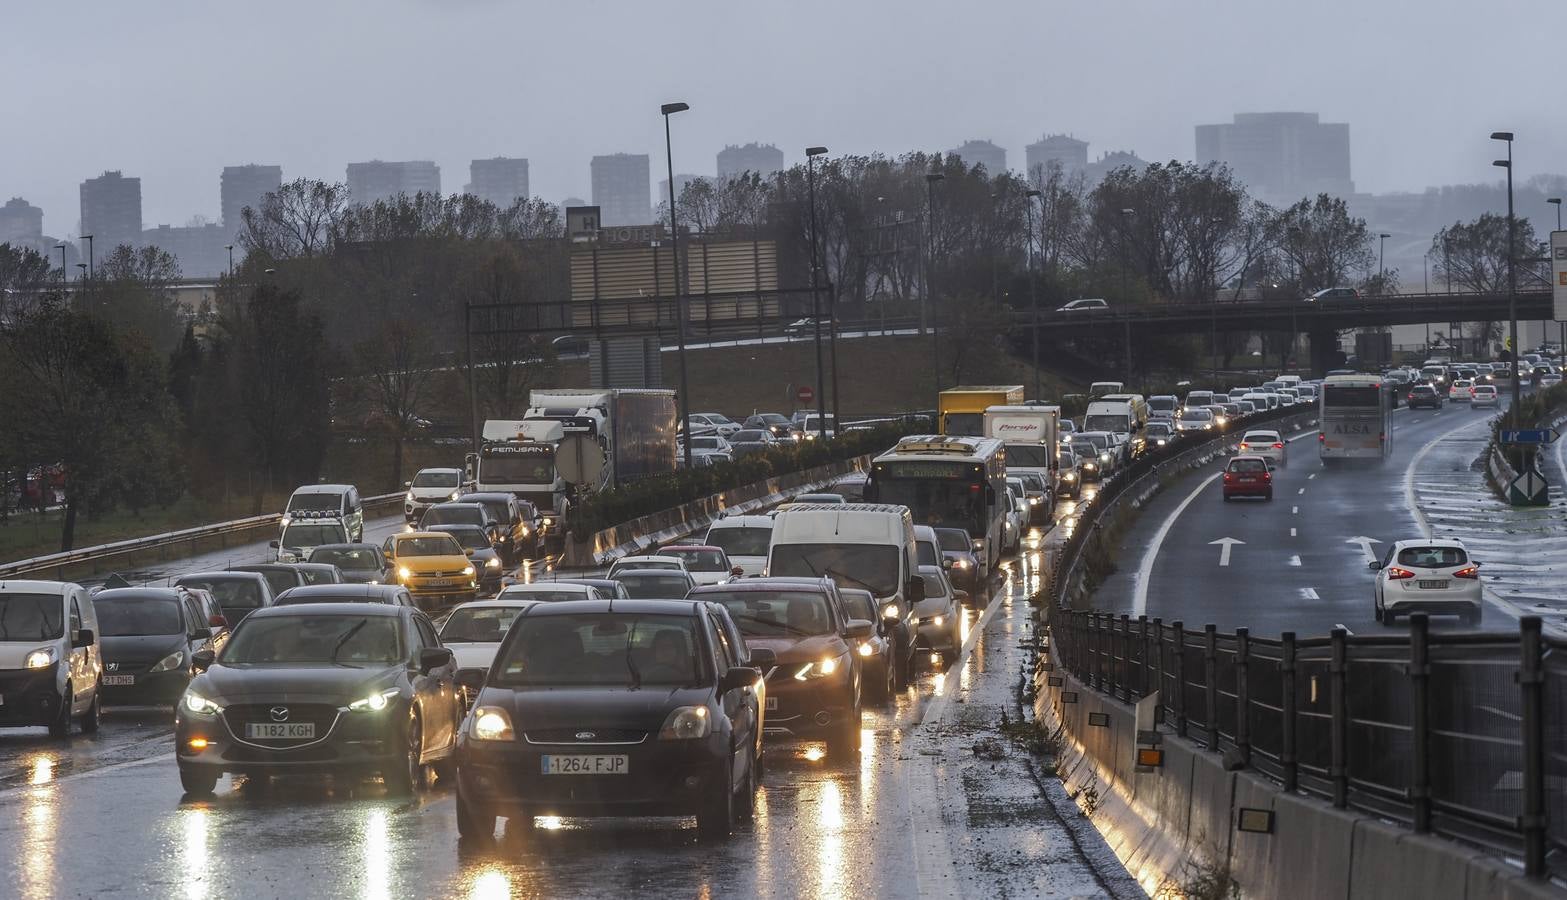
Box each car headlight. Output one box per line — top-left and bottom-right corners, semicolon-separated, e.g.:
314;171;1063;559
471;706;515;741
883;603;900;619
183;691;222;716
971;538;984;551
1083;462;1096;470
149;649;185;673
485;557;501;569
520;525;530;537
793;653;850;680
1028;496;1040;506
24;646;57;669
348;688;401;712
953;558;972;569
462;565;476;577
858;642;875;657
280;515;292;527
1063;471;1076;480
658;706;711;740
1156;438;1167;446
932;615;944;627
405;491;415;502
1100;453;1111;463
398;566;413;581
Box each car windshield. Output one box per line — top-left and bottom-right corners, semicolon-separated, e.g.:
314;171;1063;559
1229;458;1269;473
1244;433;1279;444
707;590;835;637
663;548;726;572
705;525;772;557
690;437;723;449
223;614;403;665
615;574;693;599
935;529;970;551
491;614;702;687
95;596;181;636
1149;397;1176;411
412;471;461;488
499;588;588;603
1396;546;1469;568
1071;440;1099;457
614;560;683;573
422;507;482;528
310;548;378;569
240;569;300;596
768;543;900;597
1005;444;1052;467
1080;434;1110;450
733;430;768;442
918;573;951;599
178;578;265;612
1146;423;1174;436
280;524;346;547
396;536;464;557
0;593;64;641
1179;410;1212;421
840;592;876;622
440;606;526;643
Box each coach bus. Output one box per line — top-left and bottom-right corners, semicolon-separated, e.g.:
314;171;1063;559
1319;375;1393;461
863;435;1008;579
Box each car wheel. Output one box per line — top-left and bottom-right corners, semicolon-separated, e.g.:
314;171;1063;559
1265;489;1273;501
179;766;219;796
455;782;497;842
826;709;862;760
882;660;896;706
79;683;101;734
48;686;73;738
431;756;457;784
385;713;424;796
696;760;735;840
735;756;757;823
893;637;912;690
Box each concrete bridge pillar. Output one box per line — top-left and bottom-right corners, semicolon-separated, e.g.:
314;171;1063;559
1308;328;1343;376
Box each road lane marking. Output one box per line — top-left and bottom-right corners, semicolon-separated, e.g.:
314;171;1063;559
1292;506;1298;514
1345;536;1381;563
1300;587;1320;600
1209;537;1243;566
1308;473;1317;480
1290;527;1297;537
1133;469;1225;616
1297;488;1306;495
1288;555;1302;566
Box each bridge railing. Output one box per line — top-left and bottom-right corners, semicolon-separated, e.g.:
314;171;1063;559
1050;597;1562;879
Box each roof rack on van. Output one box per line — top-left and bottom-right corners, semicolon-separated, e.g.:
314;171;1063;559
893;435;986;454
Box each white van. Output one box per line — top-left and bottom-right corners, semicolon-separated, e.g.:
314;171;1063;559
277;484;364;562
703;513;775;576
1088;381;1124;398
1275;375;1302;387
0;580;102;736
766;503;923;613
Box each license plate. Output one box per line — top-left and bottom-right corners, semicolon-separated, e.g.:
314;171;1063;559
1418;580;1448;590
424;578;453;587
540;754;628;775
103;675;136;686
245;722;316;740
766;697;778;711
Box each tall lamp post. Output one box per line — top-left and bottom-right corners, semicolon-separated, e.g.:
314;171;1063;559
1025;188;1042;400
662;101;694;470
1550;198;1563;352
225;244;235;278
805;146;830;439
925;172;945;403
1378;233;1390;283
1491;131;1519;425
81;234;94;283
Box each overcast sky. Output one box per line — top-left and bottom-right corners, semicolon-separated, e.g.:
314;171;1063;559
6;0;1564;235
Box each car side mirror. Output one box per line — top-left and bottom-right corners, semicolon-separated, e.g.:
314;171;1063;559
269;540;280;549
748;647;777;669
191;648;216;672
1367;560;1381;571
72;628;95;649
720;666;758;694
954;590;970;604
906;577;926;605
455;668;486;691
209;615;229;629
193;627;213;640
844;619;873;640
404;481;412;488
730;566;745;577
417;647;453;674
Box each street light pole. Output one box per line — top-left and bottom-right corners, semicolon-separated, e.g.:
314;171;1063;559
925;172;945;403
1378;233;1390;283
1025;188;1042;400
225;244;234;278
806;146;829;440
1491;131;1519;426
662;101;694;470
55;244;66;287
82;234;94;284
1552;199;1564;353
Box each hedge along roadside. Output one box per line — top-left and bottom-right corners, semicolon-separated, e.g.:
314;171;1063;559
564;423;917;536
1483;381;1567;499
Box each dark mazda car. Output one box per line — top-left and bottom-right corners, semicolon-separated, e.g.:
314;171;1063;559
173;603;462;797
453;599;769;842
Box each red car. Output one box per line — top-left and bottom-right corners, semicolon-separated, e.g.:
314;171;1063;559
1221;455;1274;501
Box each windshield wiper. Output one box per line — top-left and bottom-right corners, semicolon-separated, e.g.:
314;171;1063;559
823;567;878;593
330;618;369;664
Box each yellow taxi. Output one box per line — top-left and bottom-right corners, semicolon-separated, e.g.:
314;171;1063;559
387;531;478;610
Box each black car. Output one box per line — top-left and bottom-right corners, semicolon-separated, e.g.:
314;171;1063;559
425;524;506;594
419;502;502;547
612;570;696;600
292;563;345;586
933;527;982;594
230;564;308;598
1407;384;1443;409
92;588;217;706
307;544;390;585
741;413;796;445
462;492;539;562
174;603;461;797
273;584;418;608
172;572;276;625
453;599;770;841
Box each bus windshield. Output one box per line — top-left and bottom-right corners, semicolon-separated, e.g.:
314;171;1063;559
870;474;984;535
1324;385;1382;406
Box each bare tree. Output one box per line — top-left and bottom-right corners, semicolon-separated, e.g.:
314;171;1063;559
239;178;353;260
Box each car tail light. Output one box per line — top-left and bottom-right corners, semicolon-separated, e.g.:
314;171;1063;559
1387;567;1416;580
1454;566;1479;579
1239;442;1249;450
1272;442;1284;449
1319;433;1326;442
1223;472;1235;482
1262;471;1272;482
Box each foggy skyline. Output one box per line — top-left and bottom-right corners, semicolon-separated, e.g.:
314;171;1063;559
6;0;1565;237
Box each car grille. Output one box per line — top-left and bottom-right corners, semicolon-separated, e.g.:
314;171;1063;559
223;703;340;749
523;727;647;745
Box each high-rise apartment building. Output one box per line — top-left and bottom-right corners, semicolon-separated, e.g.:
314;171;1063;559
1085;150;1149;184
948;139;1007;175
469;157;530;207
220;164;282;234
0;197;44;245
143;223;229;278
80;170;143;254
345;160;442;205
1195;112;1353;204
1025;134;1089;179
716;143;784;179
591;153;651;226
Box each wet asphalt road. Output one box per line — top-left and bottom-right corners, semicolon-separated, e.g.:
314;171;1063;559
1093;398;1530;636
0;526;1129;900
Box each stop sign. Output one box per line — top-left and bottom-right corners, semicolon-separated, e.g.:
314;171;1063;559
797;386;815;405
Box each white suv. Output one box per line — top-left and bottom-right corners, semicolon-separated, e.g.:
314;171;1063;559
1371;539;1483;627
1237;430;1286;466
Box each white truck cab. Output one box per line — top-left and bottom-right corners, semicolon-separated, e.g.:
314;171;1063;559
276;484;363;562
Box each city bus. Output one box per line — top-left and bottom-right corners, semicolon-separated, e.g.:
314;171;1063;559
862;435;1008;580
1319;375;1393;461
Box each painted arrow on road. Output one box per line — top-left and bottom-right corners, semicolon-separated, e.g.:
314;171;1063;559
1208;537;1245;567
1346;536;1382;563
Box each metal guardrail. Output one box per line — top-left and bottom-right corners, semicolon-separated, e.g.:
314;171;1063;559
1050;610;1561;880
1040;404;1561;881
0;492;405;579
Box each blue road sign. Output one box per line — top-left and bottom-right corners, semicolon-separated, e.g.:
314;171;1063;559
1500;429;1559;445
